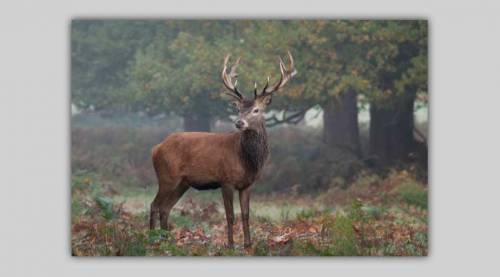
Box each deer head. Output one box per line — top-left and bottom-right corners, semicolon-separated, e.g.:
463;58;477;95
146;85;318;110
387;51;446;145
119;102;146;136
221;52;297;131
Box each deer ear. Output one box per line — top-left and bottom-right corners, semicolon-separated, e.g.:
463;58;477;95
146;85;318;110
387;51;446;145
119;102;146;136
231;101;241;109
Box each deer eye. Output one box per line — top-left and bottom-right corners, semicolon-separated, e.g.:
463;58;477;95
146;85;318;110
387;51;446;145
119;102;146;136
252;108;259;114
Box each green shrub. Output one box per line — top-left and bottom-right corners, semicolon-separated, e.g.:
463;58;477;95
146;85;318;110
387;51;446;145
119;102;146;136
393;182;427;209
348;199;364;221
94;196;115;220
254;240;270;256
71;198;84;217
291;240;321;256
122;234;147;256
147;229;170;244
361;205;383;220
323;215;359;256
71;170;99;190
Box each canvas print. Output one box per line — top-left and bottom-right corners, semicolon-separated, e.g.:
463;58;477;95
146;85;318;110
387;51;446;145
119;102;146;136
71;20;428;256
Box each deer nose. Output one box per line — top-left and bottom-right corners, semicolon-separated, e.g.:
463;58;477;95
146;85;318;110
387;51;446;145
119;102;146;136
235;119;246;129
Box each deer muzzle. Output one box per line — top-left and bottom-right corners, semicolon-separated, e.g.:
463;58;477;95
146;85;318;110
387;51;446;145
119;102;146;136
235;119;248;130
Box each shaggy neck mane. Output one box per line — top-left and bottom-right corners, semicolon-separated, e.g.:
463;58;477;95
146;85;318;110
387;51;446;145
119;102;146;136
239;124;269;174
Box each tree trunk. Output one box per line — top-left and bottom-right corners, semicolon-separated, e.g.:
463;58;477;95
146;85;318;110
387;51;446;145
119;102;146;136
183;114;211;132
322;89;361;157
369;94;416;167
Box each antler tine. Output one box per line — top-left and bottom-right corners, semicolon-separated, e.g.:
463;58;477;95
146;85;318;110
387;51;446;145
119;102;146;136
279;56;286;75
254;76;271;99
262;51;297;95
221;54;243;100
287;51;296;76
229;57;240;79
262;76;270;92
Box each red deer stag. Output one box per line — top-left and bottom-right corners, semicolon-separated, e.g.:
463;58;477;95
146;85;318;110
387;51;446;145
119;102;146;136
150;52;297;248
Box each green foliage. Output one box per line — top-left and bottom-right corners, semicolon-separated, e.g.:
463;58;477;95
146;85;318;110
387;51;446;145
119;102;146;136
71;198;83;217
348;199;364;221
72;20;427;122
392;182;427;209
243;20;427;109
323;215;359;256
121;233;148;256
71;169;99;191
71;20;165;112
291;240;322;256
125;21;239;120
361;205;383;220
169;214;195;229
147;229;171;244
94;196;115;220
254;240;271;256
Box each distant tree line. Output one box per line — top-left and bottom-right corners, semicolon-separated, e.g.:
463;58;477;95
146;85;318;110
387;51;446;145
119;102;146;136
71;20;427;170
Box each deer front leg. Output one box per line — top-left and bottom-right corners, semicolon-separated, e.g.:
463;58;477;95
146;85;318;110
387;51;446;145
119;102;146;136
221;186;235;248
239;187;251;249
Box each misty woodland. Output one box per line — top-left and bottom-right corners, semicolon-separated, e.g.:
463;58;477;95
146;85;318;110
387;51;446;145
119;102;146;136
71;20;428;256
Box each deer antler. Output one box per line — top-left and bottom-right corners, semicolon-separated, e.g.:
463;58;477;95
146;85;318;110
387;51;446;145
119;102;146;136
221;54;243;101
258;51;297;98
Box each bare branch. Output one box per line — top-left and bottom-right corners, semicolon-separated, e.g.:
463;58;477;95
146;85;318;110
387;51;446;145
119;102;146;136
413;127;427;145
265;106;312;127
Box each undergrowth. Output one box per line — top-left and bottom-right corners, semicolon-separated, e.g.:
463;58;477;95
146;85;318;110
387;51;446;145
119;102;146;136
71;170;428;256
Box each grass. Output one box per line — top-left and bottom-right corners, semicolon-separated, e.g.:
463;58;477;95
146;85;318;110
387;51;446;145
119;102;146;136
392;181;428;210
71;170;428;256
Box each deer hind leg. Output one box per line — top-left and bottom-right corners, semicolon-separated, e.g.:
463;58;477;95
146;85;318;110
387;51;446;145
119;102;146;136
150;185;173;230
150;155;166;229
221;186;235;248
150;151;183;230
159;182;189;230
149;191;162;230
